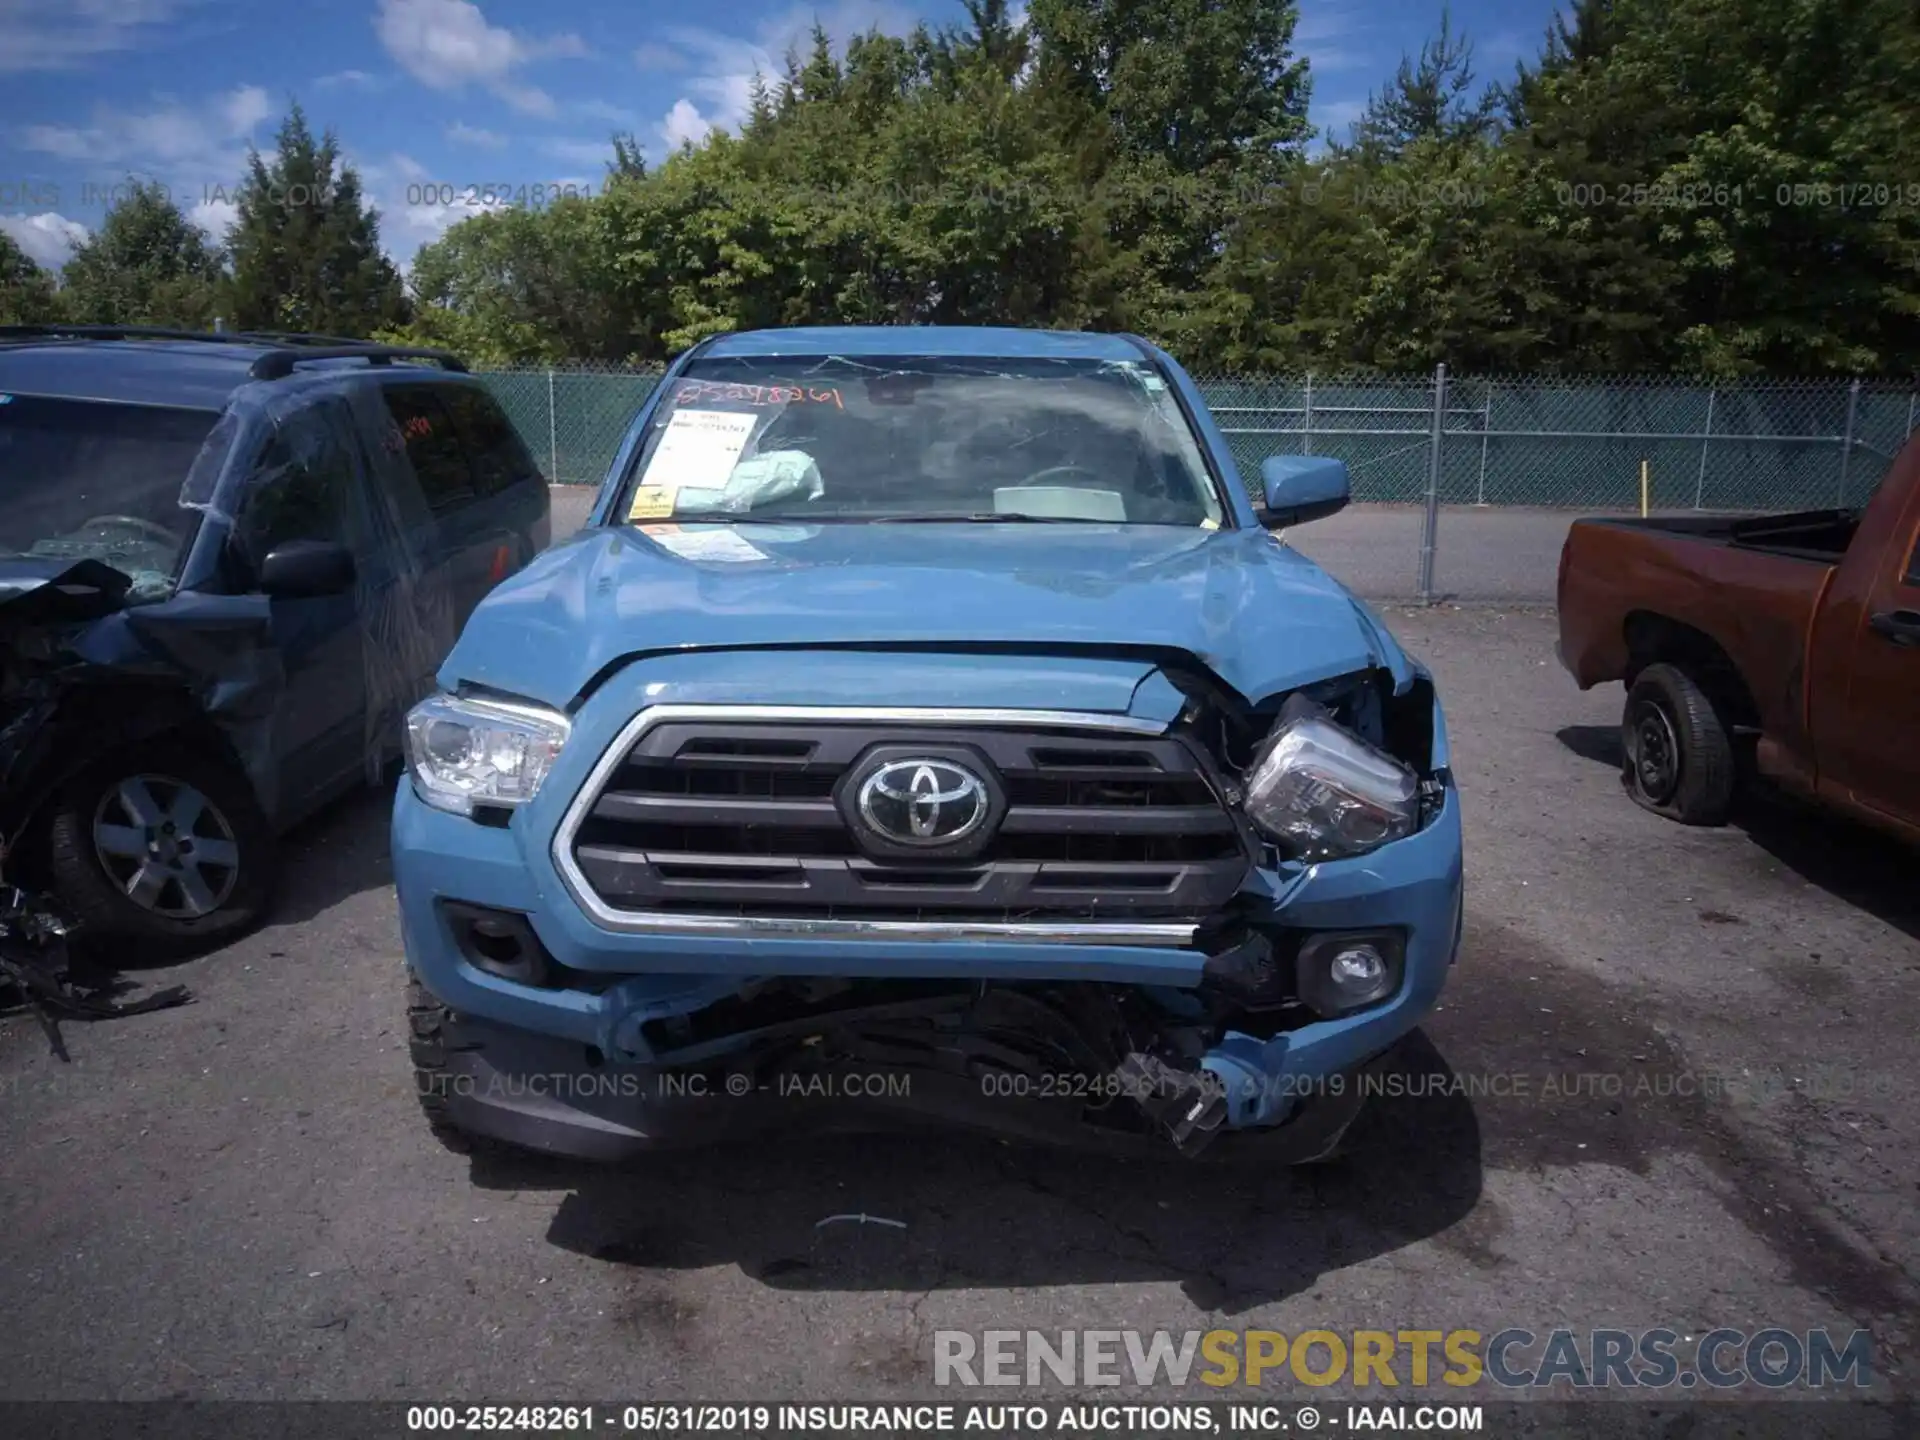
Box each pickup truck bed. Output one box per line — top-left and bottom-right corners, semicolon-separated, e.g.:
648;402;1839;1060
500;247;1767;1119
1589;508;1859;562
1557;460;1920;844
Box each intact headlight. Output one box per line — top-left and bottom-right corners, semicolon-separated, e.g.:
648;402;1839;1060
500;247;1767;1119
1243;715;1419;861
404;693;571;816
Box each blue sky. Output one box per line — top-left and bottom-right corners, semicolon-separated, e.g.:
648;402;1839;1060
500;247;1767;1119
0;0;1564;275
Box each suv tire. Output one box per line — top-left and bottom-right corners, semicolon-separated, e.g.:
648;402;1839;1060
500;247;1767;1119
1621;663;1737;826
46;743;277;952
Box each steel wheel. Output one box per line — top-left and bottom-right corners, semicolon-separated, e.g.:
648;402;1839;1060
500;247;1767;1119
91;773;242;919
1626;697;1681;805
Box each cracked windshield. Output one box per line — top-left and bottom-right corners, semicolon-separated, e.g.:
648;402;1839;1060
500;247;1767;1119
621;357;1226;527
0;392;218;600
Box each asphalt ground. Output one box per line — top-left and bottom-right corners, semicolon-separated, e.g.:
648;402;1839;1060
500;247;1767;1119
1;509;1916;1421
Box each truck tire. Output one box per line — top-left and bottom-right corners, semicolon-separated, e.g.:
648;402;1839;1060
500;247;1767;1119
45;743;277;953
1621;663;1736;826
408;974;497;1155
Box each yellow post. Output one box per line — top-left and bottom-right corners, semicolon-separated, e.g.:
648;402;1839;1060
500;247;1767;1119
1640;459;1650;517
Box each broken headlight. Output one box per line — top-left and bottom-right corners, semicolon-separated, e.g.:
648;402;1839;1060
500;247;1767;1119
1242;714;1419;861
405;693;571;817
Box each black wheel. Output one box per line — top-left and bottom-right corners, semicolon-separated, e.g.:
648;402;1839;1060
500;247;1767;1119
1621;663;1736;826
408;974;496;1155
45;743;277;952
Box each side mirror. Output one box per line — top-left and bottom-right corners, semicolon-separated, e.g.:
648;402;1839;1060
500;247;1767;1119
258;539;355;598
1258;455;1351;529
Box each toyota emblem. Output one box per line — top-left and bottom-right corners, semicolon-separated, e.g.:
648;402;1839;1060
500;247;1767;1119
854;758;991;847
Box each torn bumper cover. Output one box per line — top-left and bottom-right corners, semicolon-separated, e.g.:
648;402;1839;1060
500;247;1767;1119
394;652;1463;1162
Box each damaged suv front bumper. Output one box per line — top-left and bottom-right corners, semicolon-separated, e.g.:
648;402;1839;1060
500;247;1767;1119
394;658;1463;1163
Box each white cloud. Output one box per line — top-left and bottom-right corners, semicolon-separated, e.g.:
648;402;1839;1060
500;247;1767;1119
446;121;508;148
0;210;89;268
354;150;511;269
492;80;557;117
17;84;271;190
647;3;915;158
374;0;587;116
1294;6;1376;74
222;84;271;135
188;194;237;243
0;0;186;74
316;68;378;89
658;100;710;150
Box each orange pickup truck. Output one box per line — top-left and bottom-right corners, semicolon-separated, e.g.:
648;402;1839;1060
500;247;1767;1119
1556;438;1920;843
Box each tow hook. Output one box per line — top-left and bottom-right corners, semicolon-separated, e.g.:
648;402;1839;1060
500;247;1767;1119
1115;1052;1230;1157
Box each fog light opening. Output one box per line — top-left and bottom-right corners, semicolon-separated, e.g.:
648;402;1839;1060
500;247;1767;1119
1298;929;1405;1018
442;902;553;987
1328;943;1389;997
469;920;525;968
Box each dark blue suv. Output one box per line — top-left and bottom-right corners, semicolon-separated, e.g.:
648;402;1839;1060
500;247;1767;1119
0;326;549;949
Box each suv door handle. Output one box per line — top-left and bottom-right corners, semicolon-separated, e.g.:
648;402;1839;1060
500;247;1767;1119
1869;609;1920;646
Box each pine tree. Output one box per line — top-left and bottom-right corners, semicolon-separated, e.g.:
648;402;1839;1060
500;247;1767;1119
1355;9;1498;157
223;104;406;337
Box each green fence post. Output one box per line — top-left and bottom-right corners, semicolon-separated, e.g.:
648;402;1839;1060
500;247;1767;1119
1837;378;1861;506
1418;363;1448;603
1692;388;1715;510
546;368;560;484
1475;382;1492;505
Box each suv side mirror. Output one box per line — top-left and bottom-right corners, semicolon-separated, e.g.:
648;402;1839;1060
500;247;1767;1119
259;539;355;598
1258;455;1351;529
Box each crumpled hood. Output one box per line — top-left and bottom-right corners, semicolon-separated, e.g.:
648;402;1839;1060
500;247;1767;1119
0;557;132;627
442;521;1413;710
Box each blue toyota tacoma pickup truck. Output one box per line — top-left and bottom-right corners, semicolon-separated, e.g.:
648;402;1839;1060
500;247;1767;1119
392;327;1463;1162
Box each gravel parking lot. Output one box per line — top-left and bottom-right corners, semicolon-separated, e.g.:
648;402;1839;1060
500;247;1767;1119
2;517;1915;1419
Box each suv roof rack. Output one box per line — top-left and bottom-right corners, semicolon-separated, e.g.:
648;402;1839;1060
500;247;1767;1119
233;329;398;347
0;323;468;380
247;345;469;380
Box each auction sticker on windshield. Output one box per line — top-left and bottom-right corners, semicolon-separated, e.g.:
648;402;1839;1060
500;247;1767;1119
631;408;760;511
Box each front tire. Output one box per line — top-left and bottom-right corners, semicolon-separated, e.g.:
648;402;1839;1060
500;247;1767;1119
45;743;277;952
1621;663;1736;826
408;974;496;1155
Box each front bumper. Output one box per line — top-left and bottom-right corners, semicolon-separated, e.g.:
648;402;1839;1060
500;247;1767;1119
393;664;1464;1158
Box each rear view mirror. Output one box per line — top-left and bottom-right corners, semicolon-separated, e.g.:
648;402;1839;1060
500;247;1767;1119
1258;455;1351;529
259;539;355;598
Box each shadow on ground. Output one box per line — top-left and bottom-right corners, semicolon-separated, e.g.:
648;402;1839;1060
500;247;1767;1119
1556;724;1920;941
265;783;396;928
466;1030;1483;1314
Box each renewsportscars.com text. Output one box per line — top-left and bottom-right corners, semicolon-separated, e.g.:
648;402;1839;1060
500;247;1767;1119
933;1327;1873;1390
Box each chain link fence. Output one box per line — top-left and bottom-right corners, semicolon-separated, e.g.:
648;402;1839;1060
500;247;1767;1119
476;361;1920;602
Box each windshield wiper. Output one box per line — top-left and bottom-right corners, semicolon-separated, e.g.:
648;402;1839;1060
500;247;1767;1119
679;512;1103;525
868;512;1100;524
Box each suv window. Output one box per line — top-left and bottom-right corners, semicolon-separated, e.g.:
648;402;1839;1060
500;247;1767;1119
443;387;540;495
380;387;477;514
239;425;353;563
0;394;217;601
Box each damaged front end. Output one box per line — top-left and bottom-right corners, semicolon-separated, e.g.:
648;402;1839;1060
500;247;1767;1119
0;560;194;1053
397;648;1462;1163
